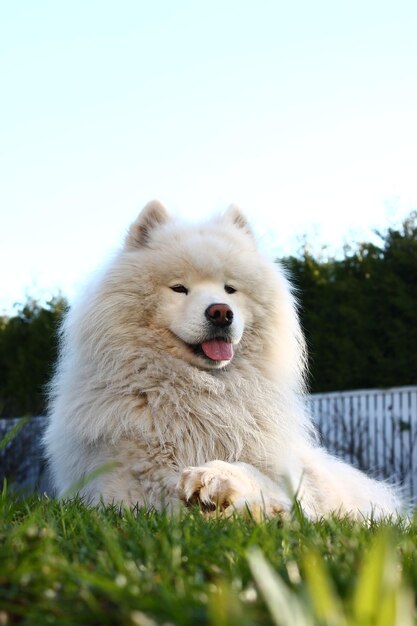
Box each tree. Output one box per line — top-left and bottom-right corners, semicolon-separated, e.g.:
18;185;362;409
0;297;67;417
282;212;417;392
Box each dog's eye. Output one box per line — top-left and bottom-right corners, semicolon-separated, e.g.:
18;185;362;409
224;285;236;294
170;284;189;295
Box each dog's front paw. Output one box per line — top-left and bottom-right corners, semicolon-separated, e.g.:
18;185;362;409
178;460;241;511
178;460;290;520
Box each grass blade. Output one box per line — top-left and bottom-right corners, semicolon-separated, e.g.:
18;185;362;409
247;546;311;626
63;461;120;497
302;548;345;626
0;416;30;451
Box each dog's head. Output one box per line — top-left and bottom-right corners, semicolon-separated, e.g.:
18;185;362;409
124;201;257;369
102;201;306;386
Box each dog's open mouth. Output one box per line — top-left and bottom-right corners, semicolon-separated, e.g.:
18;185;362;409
194;338;234;362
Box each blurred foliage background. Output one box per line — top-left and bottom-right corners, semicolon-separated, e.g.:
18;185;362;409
0;296;67;417
285;211;417;392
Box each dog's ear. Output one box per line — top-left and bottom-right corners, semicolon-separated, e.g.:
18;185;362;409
126;200;170;247
223;205;254;238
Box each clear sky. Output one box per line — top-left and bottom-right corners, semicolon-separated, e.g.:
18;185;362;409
1;0;417;314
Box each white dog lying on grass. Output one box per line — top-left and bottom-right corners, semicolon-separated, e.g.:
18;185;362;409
44;201;402;519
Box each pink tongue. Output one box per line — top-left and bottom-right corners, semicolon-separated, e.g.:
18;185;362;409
201;339;234;361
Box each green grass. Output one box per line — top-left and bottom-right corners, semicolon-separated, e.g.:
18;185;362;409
0;486;416;626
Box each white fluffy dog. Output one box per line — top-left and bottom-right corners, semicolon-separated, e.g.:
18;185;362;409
44;201;401;519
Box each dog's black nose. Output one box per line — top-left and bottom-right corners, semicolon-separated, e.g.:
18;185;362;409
205;303;234;327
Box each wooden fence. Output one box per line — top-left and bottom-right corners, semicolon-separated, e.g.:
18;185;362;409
307;386;417;501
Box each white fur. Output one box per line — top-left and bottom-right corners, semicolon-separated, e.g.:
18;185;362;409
44;201;402;519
